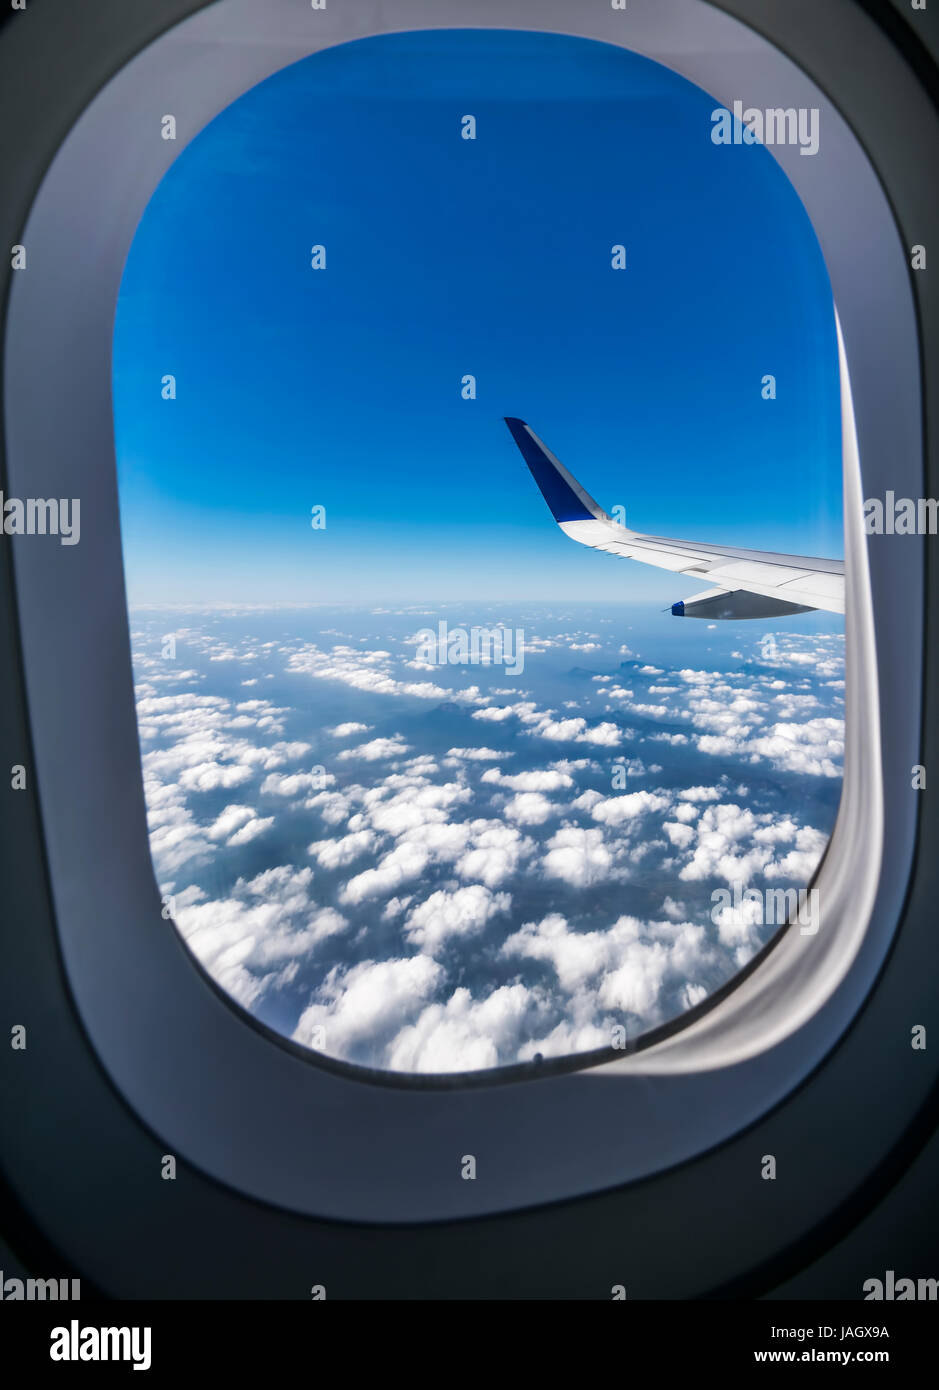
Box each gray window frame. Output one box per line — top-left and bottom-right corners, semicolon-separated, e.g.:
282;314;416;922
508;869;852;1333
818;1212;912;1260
1;0;925;1228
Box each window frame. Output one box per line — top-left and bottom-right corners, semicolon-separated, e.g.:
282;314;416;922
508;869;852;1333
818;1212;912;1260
0;0;935;1289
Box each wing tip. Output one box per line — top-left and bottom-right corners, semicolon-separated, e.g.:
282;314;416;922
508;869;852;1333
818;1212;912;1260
504;417;602;525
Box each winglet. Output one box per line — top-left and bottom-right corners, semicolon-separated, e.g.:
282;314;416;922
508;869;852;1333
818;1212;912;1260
504;418;611;526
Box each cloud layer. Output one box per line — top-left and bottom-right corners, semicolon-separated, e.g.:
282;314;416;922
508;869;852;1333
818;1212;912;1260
132;609;845;1072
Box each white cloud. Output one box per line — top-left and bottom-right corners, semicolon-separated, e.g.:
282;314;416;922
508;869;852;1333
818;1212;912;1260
503;912;712;1028
677;803;773;886
404;885;511;951
288;644;484;704
542;827;615;887
227;815;274;846
386;983;537;1073
746;718;844;778
444;746;505;762
471;700;536;724
306;788;356;826
207;803;255;841
623;702;669;720
340;839;432;904
481;767;573;792
597;940;670;1016
175;865;348;1010
764;824;828;882
529;714;623;746
309;829;375;869
179;760;255;792
678;786;722;802
292;954;443;1057
337;735;411;762
663;821;695;848
611;757;660;778
143;778;212;876
261;769;335;797
590;789;670;826
503;791;558;826
455;821;534;888
367;780;472;836
470;700;623;748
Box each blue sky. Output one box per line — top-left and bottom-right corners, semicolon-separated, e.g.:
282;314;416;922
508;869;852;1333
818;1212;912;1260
113;28;842;607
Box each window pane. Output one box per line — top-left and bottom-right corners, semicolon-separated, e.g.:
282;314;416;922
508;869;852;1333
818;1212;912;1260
113;29;844;1073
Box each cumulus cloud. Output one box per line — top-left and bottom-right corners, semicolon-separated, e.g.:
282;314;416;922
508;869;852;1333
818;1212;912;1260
179;760;255;792
455;821;534;887
261;769;335;797
677;803;775;886
305;788;357;826
590;789;671;826
143;778;212;876
404;885;511;952
764;824;828;882
481;767;573;793
542;827;616;887
746;718;844;778
309;829;375;869
678;786;722;802
366;780;472;835
471;699;624;748
532;715;623;746
502;912;713;1029
340;839;432;904
471;700;536;724
207;803;256;841
663;821;695;848
386;983;538;1073
445;746;505;761
288;643;486;704
175;865;348;1010
503;791;558;826
292;954;443;1058
227;815;275;846
337;735;411;762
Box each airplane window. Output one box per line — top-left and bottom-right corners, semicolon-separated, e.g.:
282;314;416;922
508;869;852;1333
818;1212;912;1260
112;29;844;1074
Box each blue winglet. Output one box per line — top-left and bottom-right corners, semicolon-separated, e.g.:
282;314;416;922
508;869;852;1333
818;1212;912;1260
504;417;598;524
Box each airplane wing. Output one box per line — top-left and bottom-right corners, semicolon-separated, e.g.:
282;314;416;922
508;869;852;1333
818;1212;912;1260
504;417;844;619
